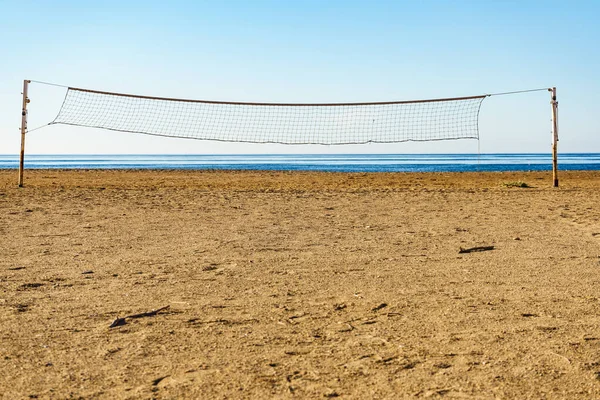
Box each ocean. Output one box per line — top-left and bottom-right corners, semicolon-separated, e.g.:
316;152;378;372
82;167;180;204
0;154;599;173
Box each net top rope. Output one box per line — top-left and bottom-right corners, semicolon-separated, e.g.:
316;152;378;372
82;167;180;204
63;86;488;106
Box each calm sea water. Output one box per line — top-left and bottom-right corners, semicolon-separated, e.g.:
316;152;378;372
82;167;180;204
0;154;599;172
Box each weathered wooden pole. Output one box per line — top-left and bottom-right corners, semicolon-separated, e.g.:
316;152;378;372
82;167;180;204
18;79;31;187
549;87;559;188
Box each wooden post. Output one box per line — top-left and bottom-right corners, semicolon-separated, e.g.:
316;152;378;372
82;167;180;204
18;79;30;187
549;87;558;187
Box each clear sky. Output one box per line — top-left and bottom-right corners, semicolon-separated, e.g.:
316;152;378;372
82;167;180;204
1;0;598;154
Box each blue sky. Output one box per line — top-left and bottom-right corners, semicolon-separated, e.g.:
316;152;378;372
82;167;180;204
0;0;598;154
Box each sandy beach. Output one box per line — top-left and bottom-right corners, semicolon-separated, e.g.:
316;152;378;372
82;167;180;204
2;169;600;399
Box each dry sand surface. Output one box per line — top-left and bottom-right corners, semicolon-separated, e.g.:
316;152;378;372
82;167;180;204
2;169;600;399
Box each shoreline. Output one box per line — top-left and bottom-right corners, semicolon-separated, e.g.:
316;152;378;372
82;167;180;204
2;153;599;175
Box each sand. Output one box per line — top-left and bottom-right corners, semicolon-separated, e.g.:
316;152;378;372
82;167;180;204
1;169;600;399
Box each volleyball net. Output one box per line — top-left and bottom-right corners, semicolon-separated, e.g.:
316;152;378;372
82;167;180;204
49;87;486;145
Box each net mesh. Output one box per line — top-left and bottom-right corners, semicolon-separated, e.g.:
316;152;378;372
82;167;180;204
50;87;487;145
